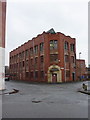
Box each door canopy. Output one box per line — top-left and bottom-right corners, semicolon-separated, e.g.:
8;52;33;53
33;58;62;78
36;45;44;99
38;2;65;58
48;65;60;73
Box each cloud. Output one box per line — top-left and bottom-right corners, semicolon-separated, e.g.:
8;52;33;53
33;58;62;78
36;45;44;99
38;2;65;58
5;0;88;66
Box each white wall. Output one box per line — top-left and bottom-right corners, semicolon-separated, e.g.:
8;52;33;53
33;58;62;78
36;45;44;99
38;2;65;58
0;47;5;90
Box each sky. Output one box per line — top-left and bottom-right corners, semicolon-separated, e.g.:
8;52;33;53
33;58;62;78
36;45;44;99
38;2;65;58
5;0;88;66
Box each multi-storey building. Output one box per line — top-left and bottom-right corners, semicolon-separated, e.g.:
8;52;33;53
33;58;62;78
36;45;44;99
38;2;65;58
9;29;76;83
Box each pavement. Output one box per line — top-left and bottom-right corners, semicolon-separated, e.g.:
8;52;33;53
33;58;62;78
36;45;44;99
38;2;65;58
1;80;89;118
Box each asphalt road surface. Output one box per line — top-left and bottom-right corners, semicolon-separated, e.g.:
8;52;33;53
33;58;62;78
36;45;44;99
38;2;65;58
2;80;89;118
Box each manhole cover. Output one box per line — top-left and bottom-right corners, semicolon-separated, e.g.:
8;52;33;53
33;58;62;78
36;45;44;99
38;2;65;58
32;100;42;103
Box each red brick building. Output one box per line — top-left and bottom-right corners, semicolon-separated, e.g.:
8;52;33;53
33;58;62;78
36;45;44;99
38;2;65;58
85;67;90;80
9;29;77;83
76;59;86;80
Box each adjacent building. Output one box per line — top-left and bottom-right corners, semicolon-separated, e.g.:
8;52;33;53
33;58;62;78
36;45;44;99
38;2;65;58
76;59;86;80
85;65;90;80
0;0;6;90
9;29;77;83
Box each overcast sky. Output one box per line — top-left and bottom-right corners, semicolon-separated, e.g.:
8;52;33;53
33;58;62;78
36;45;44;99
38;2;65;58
5;0;88;66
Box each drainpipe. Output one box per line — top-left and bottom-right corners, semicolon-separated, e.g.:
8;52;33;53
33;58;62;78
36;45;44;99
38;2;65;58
64;39;66;82
79;52;82;80
33;38;35;80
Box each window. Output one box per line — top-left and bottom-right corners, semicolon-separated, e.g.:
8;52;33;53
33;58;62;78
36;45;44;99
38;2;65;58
10;57;11;62
26;72;29;78
25;50;28;57
35;57;38;64
17;63;18;69
81;63;84;68
22;51;24;58
22;61;24;67
19;53;21;59
64;41;68;50
31;59;33;65
71;56;74;63
26;60;28;67
12;56;13;62
14;55;16;62
40;56;44;63
50;54;58;62
65;55;69;62
35;71;38;78
35;57;38;68
34;45;38;54
70;44;75;51
50;40;58;50
66;70;70;77
41;71;44;79
19;62;22;67
16;54;19;60
10;65;11;69
40;43;44;52
30;48;33;55
30;72;33;78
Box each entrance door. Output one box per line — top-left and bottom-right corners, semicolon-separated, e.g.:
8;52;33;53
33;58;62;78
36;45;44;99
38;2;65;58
72;73;75;81
52;73;57;83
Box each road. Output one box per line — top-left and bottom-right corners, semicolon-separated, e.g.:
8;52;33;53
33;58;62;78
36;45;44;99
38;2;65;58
2;80;89;118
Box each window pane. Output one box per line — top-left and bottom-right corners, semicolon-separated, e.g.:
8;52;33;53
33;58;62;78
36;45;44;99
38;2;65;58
70;44;74;51
25;50;28;57
64;42;68;50
40;43;44;52
54;40;58;49
34;45;38;54
40;56;44;63
50;40;54;50
30;48;33;55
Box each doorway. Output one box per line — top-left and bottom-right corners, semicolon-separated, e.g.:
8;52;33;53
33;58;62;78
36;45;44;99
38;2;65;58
52;73;57;83
72;72;75;81
48;65;62;83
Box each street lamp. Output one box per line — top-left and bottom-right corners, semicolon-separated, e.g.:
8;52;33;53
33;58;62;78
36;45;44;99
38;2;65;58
79;52;81;59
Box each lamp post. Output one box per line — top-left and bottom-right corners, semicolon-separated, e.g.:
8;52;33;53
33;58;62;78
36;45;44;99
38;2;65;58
79;52;81;80
79;52;81;59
